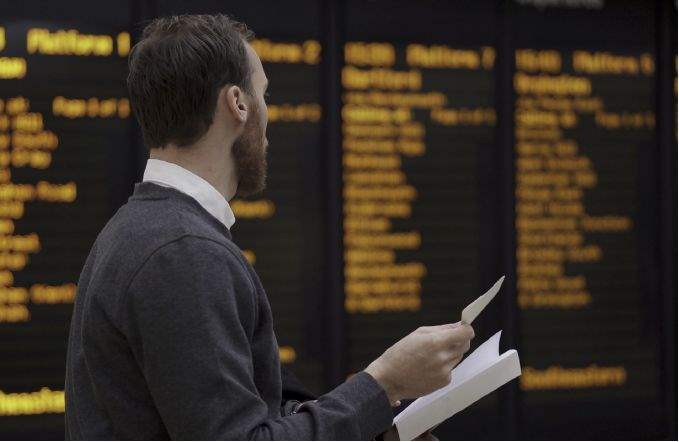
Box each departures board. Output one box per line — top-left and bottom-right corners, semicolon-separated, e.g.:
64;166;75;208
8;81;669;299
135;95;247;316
0;2;134;439
510;1;667;439
340;1;503;439
0;0;675;440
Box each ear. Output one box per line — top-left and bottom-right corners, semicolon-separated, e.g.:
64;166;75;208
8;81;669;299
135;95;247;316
223;85;248;125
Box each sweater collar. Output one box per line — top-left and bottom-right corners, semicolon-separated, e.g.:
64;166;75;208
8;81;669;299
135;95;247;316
142;159;236;230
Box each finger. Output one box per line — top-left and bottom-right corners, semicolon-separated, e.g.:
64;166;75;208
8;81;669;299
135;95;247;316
420;322;461;333
446;337;471;353
435;323;475;348
460;323;475;340
436;346;465;367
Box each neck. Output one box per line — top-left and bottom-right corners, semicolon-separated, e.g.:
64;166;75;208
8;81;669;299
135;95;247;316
149;141;238;201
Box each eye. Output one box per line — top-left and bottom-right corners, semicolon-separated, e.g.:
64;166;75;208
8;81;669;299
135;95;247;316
264;91;270;102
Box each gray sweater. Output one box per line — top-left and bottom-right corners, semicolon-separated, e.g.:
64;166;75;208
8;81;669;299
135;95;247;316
65;182;393;440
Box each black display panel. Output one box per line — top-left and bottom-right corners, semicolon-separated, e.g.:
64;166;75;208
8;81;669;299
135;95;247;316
0;2;133;439
509;0;666;438
144;0;327;395
341;1;504;439
0;0;674;440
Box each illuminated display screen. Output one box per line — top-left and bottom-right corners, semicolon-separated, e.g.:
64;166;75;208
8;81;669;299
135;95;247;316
339;1;505;438
231;31;325;396
511;1;666;438
0;0;674;439
341;0;489;414
230;44;325;393
0;2;133;438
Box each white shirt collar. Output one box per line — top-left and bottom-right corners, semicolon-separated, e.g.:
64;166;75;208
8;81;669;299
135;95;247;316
142;158;236;230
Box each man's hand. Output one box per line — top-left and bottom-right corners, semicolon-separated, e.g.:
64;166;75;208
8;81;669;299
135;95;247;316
364;322;474;405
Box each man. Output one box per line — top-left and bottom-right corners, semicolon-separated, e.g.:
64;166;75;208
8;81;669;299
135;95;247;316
64;14;474;440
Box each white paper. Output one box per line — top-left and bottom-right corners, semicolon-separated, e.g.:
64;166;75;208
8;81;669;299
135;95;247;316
461;275;505;324
393;330;521;441
446;330;502;386
393;331;502;422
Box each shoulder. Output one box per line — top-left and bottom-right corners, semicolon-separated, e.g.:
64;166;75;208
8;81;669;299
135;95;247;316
100;192;251;289
88;191;259;329
129;234;254;294
123;234;259;335
103;194;247;274
120;235;260;342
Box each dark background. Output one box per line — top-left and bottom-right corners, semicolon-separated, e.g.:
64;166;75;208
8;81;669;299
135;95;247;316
0;0;676;440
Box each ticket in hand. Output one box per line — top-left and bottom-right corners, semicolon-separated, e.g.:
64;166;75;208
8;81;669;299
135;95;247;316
460;276;505;325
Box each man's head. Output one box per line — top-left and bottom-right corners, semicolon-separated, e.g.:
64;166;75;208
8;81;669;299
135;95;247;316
128;14;269;197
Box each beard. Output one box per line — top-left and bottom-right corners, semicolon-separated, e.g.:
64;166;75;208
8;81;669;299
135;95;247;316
232;102;268;198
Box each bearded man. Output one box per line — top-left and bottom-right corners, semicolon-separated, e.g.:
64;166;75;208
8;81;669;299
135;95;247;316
64;14;474;440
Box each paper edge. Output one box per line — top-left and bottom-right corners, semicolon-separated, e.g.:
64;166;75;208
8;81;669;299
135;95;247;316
460;275;505;324
394;349;521;441
394;347;516;425
394;330;503;422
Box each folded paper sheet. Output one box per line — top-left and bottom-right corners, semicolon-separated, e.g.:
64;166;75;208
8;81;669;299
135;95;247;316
460;275;505;325
393;331;521;441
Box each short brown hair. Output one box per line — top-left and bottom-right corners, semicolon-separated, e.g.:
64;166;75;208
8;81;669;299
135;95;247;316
127;14;254;149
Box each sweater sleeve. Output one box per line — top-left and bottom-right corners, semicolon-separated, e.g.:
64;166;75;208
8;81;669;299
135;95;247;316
126;235;393;440
280;366;317;416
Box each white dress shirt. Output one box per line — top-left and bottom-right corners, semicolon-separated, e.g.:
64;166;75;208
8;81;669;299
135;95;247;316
142;158;236;230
